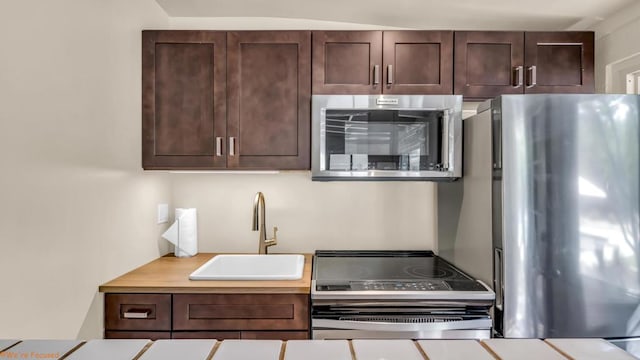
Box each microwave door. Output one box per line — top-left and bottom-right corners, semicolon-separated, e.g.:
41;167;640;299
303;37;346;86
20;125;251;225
311;95;463;180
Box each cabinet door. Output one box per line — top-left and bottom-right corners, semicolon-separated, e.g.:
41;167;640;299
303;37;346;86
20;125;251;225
312;31;382;94
227;31;311;169
383;31;453;94
173;294;309;331
524;32;594;93
142;31;227;169
454;31;524;100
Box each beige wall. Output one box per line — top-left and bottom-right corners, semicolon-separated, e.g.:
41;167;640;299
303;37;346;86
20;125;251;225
171;172;435;253
169;17;406;30
592;1;640;92
0;0;170;339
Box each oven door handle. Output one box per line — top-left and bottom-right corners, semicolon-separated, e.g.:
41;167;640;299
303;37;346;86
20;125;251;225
313;318;492;332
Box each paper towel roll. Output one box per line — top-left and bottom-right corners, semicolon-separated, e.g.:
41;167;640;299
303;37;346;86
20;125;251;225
162;208;198;257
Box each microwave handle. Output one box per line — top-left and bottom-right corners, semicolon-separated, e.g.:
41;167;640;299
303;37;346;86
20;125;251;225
313;318;492;332
440;111;450;170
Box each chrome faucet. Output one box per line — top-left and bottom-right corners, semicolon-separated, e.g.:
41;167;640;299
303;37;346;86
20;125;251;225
251;192;278;254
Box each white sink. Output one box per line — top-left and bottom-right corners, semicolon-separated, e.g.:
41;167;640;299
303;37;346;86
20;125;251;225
189;254;305;280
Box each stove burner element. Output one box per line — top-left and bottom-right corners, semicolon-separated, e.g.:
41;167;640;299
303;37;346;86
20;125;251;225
403;265;455;279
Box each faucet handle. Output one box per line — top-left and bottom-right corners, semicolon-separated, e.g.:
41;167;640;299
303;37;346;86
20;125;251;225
272;226;278;241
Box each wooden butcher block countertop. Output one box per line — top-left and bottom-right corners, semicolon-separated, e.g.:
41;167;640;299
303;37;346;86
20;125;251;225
98;253;312;294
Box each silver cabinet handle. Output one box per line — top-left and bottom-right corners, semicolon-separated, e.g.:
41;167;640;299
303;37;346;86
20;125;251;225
229;137;235;156
387;65;393;85
373;65;380;85
215;137;223;156
123;309;151;319
513;66;523;88
526;65;537;88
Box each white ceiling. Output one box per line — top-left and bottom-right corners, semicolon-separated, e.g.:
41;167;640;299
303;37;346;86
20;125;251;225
155;0;637;30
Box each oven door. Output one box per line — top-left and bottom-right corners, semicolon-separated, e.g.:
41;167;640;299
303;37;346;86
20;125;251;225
311;302;492;340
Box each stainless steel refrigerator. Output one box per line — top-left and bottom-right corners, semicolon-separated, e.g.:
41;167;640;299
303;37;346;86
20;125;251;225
438;94;640;356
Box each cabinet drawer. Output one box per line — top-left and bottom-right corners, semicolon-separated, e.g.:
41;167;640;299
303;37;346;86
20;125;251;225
171;331;241;340
105;294;171;331
241;331;309;340
104;331;171;340
173;294;309;331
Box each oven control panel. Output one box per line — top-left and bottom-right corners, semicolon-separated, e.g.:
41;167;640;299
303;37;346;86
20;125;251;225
350;280;452;291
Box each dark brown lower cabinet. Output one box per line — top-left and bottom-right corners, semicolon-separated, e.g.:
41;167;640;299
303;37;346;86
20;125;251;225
173;294;309;331
171;331;241;340
170;331;308;340
104;331;171;340
104;293;310;340
241;331;309;340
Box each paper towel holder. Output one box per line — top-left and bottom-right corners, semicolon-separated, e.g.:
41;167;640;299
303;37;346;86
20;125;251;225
161;208;198;257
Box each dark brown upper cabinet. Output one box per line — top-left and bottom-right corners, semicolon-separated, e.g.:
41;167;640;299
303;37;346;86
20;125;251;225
312;31;453;94
142;31;227;169
142;30;311;170
312;31;381;94
383;31;453;94
454;31;594;100
523;32;594;94
227;31;311;170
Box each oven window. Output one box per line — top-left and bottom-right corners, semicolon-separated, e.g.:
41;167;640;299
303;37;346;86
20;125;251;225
324;109;443;171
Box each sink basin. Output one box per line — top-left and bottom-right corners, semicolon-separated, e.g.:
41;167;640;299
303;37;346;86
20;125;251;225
189;254;305;280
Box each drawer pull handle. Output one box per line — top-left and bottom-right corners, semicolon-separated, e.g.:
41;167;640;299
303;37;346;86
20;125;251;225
123;309;151;319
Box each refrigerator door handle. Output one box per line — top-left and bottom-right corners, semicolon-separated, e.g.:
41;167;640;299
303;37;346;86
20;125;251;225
494;248;504;311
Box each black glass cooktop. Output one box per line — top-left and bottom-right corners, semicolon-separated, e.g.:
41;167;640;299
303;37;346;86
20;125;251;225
314;250;486;292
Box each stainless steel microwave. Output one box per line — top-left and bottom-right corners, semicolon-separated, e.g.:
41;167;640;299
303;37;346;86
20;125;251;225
312;95;462;181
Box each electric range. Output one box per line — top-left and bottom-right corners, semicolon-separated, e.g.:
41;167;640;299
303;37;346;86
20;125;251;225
311;250;495;339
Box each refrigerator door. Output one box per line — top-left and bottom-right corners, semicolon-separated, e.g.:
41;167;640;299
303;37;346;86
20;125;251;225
498;94;640;338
